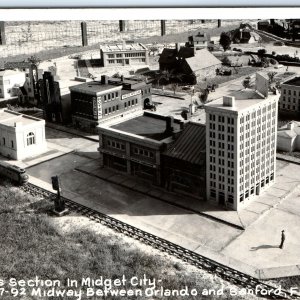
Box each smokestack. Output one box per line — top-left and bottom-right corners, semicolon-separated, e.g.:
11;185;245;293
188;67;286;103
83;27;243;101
165;116;174;134
122;40;126;50
175;43;180;53
101;75;109;85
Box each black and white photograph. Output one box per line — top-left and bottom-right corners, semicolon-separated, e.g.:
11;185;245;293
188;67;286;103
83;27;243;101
0;9;300;299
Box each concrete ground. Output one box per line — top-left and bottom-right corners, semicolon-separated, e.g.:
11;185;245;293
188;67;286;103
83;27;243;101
16;127;300;279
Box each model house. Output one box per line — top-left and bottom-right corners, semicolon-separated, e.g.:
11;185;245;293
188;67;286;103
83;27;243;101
204;74;278;210
279;77;300;115
100;42;149;67
277;121;300;152
0;70;26;99
186;32;210;49
69;75;152;133
0;109;47;160
98;113;184;186
159;45;221;83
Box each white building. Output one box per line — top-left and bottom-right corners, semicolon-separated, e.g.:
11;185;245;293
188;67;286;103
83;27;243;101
0;70;26;99
277;121;300;152
279;77;300;113
0;109;47;160
204;75;278;210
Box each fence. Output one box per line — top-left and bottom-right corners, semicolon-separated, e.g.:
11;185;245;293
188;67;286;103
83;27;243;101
0;19;237;60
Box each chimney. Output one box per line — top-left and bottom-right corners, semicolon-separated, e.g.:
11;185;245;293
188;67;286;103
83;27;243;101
175;43;180;54
101;75;109;85
223;96;235;107
165;116;174;134
120;75;124;82
122;40;126;50
287;122;294;130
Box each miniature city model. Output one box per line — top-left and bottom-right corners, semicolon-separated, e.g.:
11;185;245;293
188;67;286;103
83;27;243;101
205;74;278;210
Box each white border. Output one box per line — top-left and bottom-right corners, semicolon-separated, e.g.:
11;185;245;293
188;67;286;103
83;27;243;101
0;8;300;21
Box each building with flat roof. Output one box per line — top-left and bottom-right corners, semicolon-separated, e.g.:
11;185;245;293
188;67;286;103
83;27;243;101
98;112;183;185
0;109;47;160
279;76;300;115
204;74;278;210
100;42;149;67
69;75;152;133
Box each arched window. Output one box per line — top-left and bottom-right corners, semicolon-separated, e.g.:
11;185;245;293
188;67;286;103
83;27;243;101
27;132;35;146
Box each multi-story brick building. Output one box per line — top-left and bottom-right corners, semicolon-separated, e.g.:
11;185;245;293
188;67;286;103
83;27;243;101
279;77;300;114
69;75;152;133
98;113;183;185
205;77;278;210
100;43;149;67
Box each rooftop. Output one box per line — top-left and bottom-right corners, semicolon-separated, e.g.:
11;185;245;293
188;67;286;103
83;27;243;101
164;122;206;165
0;69;24;77
111;114;181;141
205;90;278;113
100;43;147;53
0;109;44;127
185;49;221;71
69;81;121;94
283;77;300;87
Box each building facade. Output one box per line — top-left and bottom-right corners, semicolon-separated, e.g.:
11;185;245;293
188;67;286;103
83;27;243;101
0;109;47;160
70;76;152;133
162;122;206;199
279;77;300;115
100;43;149;67
98;113;183;186
205;90;278;210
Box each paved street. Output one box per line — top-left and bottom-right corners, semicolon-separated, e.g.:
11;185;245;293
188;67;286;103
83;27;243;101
20;127;300;279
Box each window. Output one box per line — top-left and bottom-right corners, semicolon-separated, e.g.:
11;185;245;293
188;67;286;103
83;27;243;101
11;141;14;148
2;137;5;146
27;132;35;146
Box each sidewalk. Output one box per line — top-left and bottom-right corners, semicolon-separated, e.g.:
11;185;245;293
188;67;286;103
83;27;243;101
75;159;299;231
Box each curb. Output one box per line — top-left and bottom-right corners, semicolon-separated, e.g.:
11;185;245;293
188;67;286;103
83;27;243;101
75;167;245;231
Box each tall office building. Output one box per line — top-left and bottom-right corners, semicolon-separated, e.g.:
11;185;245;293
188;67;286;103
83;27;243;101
204;74;279;210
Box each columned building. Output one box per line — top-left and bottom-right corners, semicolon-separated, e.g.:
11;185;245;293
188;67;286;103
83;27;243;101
205;76;278;210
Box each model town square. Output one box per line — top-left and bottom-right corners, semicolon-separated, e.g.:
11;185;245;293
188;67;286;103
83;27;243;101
1;16;300;300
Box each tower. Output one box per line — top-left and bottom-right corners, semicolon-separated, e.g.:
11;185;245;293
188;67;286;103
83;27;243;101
205;80;278;210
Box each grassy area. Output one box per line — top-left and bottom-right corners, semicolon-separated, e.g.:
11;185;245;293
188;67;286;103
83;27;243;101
0;182;259;300
195;66;261;90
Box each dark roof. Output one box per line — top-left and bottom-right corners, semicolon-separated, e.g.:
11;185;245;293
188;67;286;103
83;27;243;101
111;114;181;141
283;77;300;87
69;81;120;94
159;48;177;64
165;122;206;165
178;47;194;59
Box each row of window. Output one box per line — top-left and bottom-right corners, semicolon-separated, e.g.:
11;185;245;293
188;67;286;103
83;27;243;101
1;133;35;148
133;147;154;158
107;139;126;151
281;96;299;103
208;115;234;125
283;89;300;96
103;92;119;102
124;52;146;58
104;105;119;115
124;98;138;108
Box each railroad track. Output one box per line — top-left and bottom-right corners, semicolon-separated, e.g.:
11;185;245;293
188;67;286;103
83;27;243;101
21;182;300;299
